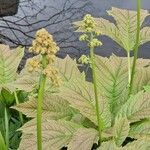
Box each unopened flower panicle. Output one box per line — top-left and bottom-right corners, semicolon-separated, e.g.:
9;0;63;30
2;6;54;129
79;55;90;64
89;38;102;47
82;14;96;32
79;14;102;48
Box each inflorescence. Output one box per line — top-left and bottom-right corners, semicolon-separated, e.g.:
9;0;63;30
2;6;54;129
28;28;61;87
79;14;102;48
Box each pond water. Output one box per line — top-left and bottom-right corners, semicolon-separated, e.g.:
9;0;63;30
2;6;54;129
1;0;150;58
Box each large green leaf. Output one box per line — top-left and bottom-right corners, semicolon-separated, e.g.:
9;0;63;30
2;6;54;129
0;45;23;84
114;118;130;146
68;128;98;150
0;45;24;91
97;141;121;150
129;120;150;139
55;55;81;81
106;7;149;51
95;55;128;116
122;138;150;150
140;27;150;45
59;73;111;129
0;131;6;150
0;45;35;93
116;92;150;123
75;7;150;51
12;94;73;120
132;67;150;94
19;120;81;150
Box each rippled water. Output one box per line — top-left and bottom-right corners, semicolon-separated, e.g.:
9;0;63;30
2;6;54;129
2;0;150;58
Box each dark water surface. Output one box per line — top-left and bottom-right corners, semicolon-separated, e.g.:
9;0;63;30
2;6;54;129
2;0;150;58
91;0;150;58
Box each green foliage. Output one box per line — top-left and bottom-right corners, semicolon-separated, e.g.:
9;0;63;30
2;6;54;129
0;44;35;94
12;54;150;149
114;118;129;146
19;120;81;150
1;6;150;150
75;7;150;52
0;131;6;150
116;92;150;122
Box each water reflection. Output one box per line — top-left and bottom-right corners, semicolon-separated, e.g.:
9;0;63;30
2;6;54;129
0;0;150;58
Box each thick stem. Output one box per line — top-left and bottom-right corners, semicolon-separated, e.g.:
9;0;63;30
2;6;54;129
127;51;131;86
37;55;47;150
14;91;23;124
4;107;9;150
89;34;102;144
129;0;141;96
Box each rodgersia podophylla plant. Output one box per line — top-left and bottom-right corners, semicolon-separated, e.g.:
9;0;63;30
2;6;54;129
28;28;61;150
79;14;103;144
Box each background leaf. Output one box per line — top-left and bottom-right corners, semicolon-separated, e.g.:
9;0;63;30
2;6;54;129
19;120;81;150
68;128;98;150
0;45;24;92
12;94;73;120
116;92;150;123
0;131;6;150
114;118;130;146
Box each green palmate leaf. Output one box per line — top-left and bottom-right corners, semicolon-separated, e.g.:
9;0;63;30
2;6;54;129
129;120;150;139
144;85;150;92
19;119;81;150
68;128;98;150
132;67;150;94
0;132;6;150
140;27;150;44
122;138;150;150
0;45;23;83
12;73;36;92
106;7;149;51
0;44;34;93
0;45;24;91
114;117;130;146
75;7;150;51
55;55;81;81
60;73;111;129
12;94;73;120
95;55;128;116
97;141;121;150
116;91;150;123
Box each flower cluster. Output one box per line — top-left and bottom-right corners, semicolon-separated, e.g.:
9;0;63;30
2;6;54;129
89;38;102;48
79;14;102;48
82;14;96;32
29;28;59;56
43;67;61;87
78;55;90;64
28;28;61;87
27;57;40;72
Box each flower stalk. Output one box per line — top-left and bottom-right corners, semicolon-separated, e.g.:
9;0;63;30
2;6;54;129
4;107;9;150
79;14;103;144
129;0;141;95
37;55;47;150
28;28;61;150
89;33;102;143
127;51;131;86
14;91;24;124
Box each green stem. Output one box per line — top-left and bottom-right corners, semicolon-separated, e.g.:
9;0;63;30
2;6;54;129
4;107;9;150
37;55;47;150
129;0;141;96
89;34;102;144
127;51;131;86
14;91;23;124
